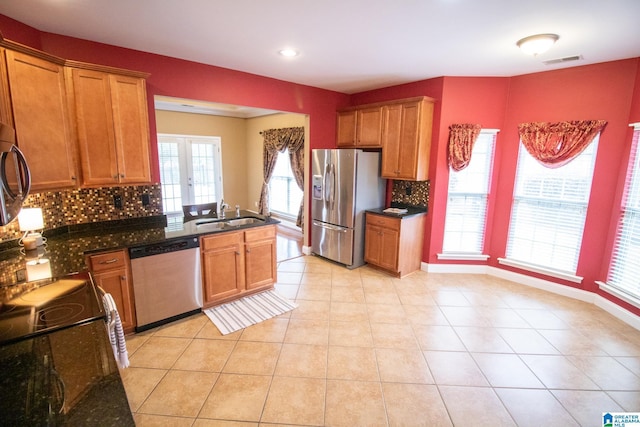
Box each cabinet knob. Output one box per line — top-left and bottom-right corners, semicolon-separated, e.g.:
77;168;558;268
113;175;119;180
246;248;251;253
121;275;126;280
120;174;125;178
235;251;240;255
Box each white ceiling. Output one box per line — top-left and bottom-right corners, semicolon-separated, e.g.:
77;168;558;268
1;0;639;95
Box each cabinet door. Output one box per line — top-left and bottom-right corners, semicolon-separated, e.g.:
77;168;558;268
71;68;119;186
336;110;357;147
0;48;13;126
379;228;400;271
381;104;402;178
364;224;383;265
201;233;244;305
109;74;151;184
87;250;137;333
245;226;277;290
93;268;137;333
5;50;78;190
395;101;421;179
356;106;383;147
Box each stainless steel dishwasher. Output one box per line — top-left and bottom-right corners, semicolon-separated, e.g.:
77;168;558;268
129;236;203;331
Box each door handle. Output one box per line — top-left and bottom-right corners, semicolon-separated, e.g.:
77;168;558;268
313;221;348;232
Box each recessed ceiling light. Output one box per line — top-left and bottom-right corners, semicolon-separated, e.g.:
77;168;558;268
278;48;299;57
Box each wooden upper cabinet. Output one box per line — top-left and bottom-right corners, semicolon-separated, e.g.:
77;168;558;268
3;49;79;190
381;97;434;181
336;106;383;148
70;67;151;186
336;110;357;147
110;74;151;184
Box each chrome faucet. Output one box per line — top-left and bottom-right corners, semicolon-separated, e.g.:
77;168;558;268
219;199;229;218
235;204;240;217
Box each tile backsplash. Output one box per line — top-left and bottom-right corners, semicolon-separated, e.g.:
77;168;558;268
0;184;163;243
391;180;430;208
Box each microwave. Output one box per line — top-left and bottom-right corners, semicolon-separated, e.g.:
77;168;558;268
0;122;31;226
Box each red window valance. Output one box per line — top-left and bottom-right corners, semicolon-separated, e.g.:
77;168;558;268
448;123;482;171
518;120;607;168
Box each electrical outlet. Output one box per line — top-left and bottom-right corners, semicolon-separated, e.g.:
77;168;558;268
141;194;150;206
113;194;123;209
405;186;412;195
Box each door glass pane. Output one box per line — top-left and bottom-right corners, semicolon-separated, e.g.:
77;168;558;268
190;142;218;204
158;141;182;214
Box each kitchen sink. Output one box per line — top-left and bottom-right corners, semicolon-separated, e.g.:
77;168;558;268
224;217;264;227
195;221;228;231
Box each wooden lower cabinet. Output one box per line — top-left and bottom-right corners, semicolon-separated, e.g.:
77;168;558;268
86;249;137;333
201;225;277;308
364;212;426;278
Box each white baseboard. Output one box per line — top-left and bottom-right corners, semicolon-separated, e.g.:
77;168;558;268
422;262;639;331
302;245;312;255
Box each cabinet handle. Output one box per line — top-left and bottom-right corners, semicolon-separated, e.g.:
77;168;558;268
100;258;119;264
120;174;125;178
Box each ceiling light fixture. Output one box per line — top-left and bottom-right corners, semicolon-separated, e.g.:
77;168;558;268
516;33;559;56
278;48;299;57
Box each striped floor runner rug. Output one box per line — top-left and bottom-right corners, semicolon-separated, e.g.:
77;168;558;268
203;290;298;335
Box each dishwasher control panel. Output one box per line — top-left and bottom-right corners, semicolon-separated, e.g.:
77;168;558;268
129;237;200;259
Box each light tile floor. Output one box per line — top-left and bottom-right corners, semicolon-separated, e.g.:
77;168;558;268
121;255;640;426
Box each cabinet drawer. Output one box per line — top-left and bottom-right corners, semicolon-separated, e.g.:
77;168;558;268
201;231;243;251
88;250;127;272
245;225;276;242
366;213;400;230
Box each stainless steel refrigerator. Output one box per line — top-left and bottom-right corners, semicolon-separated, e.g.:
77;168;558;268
311;149;385;268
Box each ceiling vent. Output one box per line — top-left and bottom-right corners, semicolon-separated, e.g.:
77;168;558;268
542;55;583;65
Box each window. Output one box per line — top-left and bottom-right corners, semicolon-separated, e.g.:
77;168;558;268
157;134;223;217
503;135;599;278
269;149;302;220
441;130;497;257
603;125;640;302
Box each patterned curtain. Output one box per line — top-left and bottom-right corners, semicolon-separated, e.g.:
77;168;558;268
518;120;607;168
448;124;482;171
258;127;305;227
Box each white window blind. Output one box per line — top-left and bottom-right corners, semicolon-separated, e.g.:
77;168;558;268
442;130;497;254
607;126;640;299
269;149;303;219
506;135;599;274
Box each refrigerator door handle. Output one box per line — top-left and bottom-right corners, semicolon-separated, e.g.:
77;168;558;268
329;163;336;207
313;221;348;232
323;163;331;203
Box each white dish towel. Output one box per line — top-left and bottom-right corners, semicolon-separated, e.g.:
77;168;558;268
102;293;130;369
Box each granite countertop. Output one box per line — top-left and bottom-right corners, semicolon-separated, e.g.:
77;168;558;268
366;204;427;219
0;210;278;288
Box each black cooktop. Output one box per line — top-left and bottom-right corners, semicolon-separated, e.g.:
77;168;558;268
0;272;106;346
